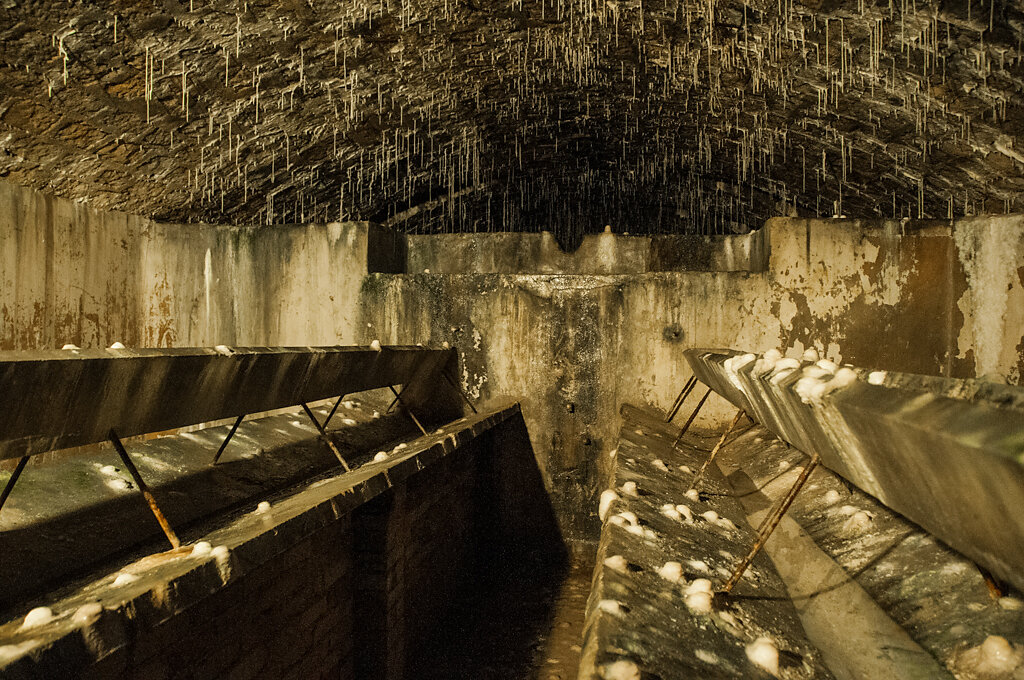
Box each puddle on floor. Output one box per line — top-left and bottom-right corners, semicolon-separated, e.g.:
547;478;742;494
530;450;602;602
413;542;596;679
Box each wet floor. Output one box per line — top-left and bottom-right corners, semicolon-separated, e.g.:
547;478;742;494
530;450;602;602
413;542;596;680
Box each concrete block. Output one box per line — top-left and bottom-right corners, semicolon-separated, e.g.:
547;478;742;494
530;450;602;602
685;347;1024;592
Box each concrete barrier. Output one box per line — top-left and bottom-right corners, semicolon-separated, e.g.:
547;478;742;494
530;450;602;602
685;348;1024;593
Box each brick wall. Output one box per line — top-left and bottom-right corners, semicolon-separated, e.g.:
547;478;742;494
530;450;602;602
10;408;556;680
354;442;481;679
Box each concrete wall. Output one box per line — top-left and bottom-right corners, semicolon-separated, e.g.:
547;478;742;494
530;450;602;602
360;217;1024;539
769;217;1024;382
358;272;775;538
3;179;1023;539
405;229;768;274
0;180;402;350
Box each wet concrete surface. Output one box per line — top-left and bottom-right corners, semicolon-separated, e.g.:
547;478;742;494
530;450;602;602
413;542;596;680
578;404;833;679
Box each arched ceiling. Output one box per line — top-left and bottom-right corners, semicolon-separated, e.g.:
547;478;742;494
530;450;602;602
1;0;1023;245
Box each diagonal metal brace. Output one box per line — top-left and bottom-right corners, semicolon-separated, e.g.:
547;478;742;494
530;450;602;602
671;386;712;450
109;429;181;550
301;404;351;471
0;456;29;518
388;385;428;436
212;414;246;465
442;370;478;415
665;375;697;422
692;409;745;491
719;452;820;596
321;394;347;430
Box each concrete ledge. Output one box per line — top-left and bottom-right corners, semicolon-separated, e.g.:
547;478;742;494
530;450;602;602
578;404;831;679
0;404;529;678
684;347;1024;593
404;229;767;274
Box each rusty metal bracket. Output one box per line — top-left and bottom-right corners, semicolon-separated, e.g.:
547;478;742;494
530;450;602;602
212;414;246;465
719;453;820;596
671;386;712;450
301;404;351;471
0;456;29;518
388;385;428;436
665;375;697;422
692;409;745;491
442;371;478;415
109;429;181;550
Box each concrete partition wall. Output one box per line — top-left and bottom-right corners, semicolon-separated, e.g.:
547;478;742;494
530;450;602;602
0;180;401;351
357;272;774;537
361;217;1024;538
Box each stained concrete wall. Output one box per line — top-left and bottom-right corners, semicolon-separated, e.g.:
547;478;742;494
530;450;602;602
361;217;1024;538
358;272;774;538
405;229;768;274
3;179;1023;539
768;217;1024;382
0;180;402;350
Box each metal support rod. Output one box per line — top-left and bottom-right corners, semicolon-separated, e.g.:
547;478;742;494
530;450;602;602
322;394;347;430
692;409;745;491
665;375;697;422
671;387;712;450
719;453;820;596
754;481;794;537
754;453;818;537
108;429;181;550
0;456;29;517
212;414;245;465
442;371;478;415
385;392;401;414
301;404;351;471
388;385;428;436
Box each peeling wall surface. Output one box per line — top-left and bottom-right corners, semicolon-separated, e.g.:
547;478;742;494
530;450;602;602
769;216;1024;383
2;180;1023;537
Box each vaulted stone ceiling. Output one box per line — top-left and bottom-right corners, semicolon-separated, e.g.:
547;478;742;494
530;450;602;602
1;0;1023;245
